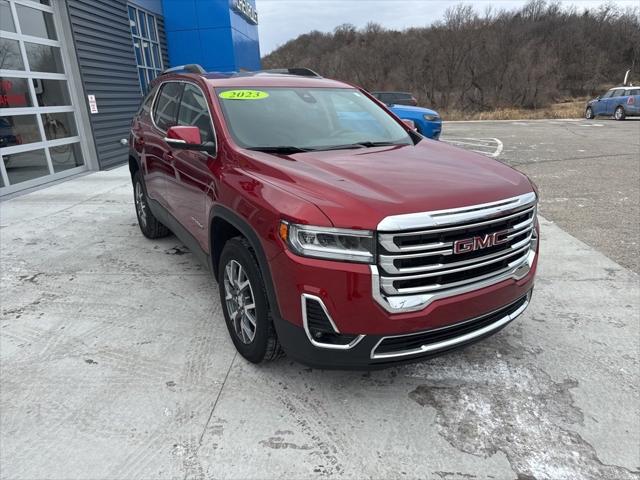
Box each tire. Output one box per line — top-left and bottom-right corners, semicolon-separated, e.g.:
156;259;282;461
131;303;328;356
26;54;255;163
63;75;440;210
218;237;283;363
133;170;171;239
614;106;626;121
585;107;594;119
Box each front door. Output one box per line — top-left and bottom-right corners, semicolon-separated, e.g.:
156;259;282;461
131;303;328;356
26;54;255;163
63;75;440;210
165;82;217;250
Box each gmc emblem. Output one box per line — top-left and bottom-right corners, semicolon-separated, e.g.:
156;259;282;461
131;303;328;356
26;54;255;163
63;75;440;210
453;230;509;254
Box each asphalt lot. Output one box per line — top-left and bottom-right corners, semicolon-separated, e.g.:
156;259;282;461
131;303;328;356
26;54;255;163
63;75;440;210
1;122;639;480
442;118;640;273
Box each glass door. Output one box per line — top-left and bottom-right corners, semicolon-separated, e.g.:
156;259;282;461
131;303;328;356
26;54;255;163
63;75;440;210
0;0;86;194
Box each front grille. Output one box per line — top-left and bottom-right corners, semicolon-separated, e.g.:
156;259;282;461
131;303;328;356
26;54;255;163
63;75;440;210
377;195;537;296
373;294;529;358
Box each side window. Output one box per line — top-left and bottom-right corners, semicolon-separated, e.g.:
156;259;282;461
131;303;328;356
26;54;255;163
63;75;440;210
153;82;183;131
612;89;625;97
177;84;215;144
601;90;614;99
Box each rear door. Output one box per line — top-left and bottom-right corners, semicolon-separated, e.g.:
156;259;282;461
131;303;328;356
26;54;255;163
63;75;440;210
148;81;184;208
165;82;217;250
606;88;625;115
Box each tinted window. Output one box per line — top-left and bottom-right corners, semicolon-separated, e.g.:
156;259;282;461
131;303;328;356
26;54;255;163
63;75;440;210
601;90;614;99
177;83;214;143
153;82;183;131
611;89;625;97
397;93;412;100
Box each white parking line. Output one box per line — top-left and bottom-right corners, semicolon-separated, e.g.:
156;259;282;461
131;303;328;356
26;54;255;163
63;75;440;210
442;137;504;158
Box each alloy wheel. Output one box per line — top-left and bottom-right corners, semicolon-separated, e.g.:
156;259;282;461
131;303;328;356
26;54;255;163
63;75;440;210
223;259;257;344
135;181;148;228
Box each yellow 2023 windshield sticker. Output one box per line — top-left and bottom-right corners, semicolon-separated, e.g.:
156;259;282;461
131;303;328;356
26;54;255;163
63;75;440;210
219;90;269;100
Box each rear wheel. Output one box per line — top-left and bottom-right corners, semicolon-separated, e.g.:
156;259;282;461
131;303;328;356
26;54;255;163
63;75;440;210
585;106;594;119
614;106;626;121
218;237;282;363
133;171;170;239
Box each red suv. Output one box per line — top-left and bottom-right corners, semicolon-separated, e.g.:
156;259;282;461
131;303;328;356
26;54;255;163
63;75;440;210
129;65;539;368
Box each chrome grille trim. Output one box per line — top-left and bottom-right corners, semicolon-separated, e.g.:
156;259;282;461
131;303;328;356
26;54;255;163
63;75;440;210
379;205;536;252
377;192;537;232
379;230;533;275
373;192;538;313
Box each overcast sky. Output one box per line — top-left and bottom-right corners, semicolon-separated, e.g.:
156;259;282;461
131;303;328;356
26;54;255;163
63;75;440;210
257;0;639;55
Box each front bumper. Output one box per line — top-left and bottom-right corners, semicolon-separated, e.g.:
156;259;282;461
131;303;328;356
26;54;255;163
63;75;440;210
274;290;532;369
269;236;538;368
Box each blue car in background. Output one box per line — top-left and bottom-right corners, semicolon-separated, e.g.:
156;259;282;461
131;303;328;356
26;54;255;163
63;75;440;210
585;86;640;120
389;104;442;139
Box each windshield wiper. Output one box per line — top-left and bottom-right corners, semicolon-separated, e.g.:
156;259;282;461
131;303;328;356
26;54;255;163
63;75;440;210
246;146;315;154
354;141;407;148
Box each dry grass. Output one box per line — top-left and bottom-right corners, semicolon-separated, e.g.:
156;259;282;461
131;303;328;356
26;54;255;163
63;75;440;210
442;98;588;121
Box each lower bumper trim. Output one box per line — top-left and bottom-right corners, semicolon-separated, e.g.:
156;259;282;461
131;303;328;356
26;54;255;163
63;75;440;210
370;292;531;360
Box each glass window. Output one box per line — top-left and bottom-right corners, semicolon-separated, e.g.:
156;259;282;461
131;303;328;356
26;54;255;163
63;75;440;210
138;10;147;38
128;6;138;36
0;77;33;108
25;42;64;73
3;148;49;185
16;4;57;40
138;68;147;93
0;38;25;70
178;84;214;143
612;89;625;97
33;79;71;106
51;142;83;173
216;87;413;150
42;112;77;141
128;5;162;94
0;0;16;32
153;82;182;131
147;15;157;41
23;0;51;5
0;114;41;147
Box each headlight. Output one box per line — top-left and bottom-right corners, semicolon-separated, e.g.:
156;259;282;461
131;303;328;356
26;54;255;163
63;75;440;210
279;222;374;263
423;114;439;121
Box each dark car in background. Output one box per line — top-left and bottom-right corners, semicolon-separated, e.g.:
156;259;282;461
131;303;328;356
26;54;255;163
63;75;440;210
585;86;640;120
371;91;418;106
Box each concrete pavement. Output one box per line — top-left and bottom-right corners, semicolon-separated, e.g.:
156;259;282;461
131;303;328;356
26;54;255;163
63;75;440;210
1;164;638;480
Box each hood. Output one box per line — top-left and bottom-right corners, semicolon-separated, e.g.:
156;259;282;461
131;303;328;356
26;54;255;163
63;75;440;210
390;105;439;117
242;140;534;230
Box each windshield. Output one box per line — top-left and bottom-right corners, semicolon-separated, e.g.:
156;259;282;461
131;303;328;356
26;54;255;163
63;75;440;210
215;87;414;151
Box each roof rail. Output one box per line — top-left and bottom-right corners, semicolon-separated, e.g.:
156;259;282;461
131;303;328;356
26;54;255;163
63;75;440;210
259;68;322;78
161;64;206;76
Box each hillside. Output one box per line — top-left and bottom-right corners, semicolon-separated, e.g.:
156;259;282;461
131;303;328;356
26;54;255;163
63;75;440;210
262;1;640;115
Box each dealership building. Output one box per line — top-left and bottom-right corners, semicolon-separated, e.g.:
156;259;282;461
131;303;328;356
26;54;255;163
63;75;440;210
0;0;260;195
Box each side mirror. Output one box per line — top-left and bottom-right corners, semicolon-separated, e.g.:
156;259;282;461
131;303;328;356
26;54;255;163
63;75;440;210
596;96;601;101
165;126;216;155
402;119;417;130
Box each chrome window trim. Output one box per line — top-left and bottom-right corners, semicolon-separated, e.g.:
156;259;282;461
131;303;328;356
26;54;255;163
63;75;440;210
370;293;531;360
301;294;365;350
377;192;537;232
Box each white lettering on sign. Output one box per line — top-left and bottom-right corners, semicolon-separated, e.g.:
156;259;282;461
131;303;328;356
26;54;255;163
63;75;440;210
88;94;98;114
232;0;258;25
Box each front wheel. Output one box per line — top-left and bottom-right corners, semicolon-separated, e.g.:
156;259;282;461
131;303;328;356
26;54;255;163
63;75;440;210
585;107;594;119
614;106;626;121
218;237;282;363
133;171;170;239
